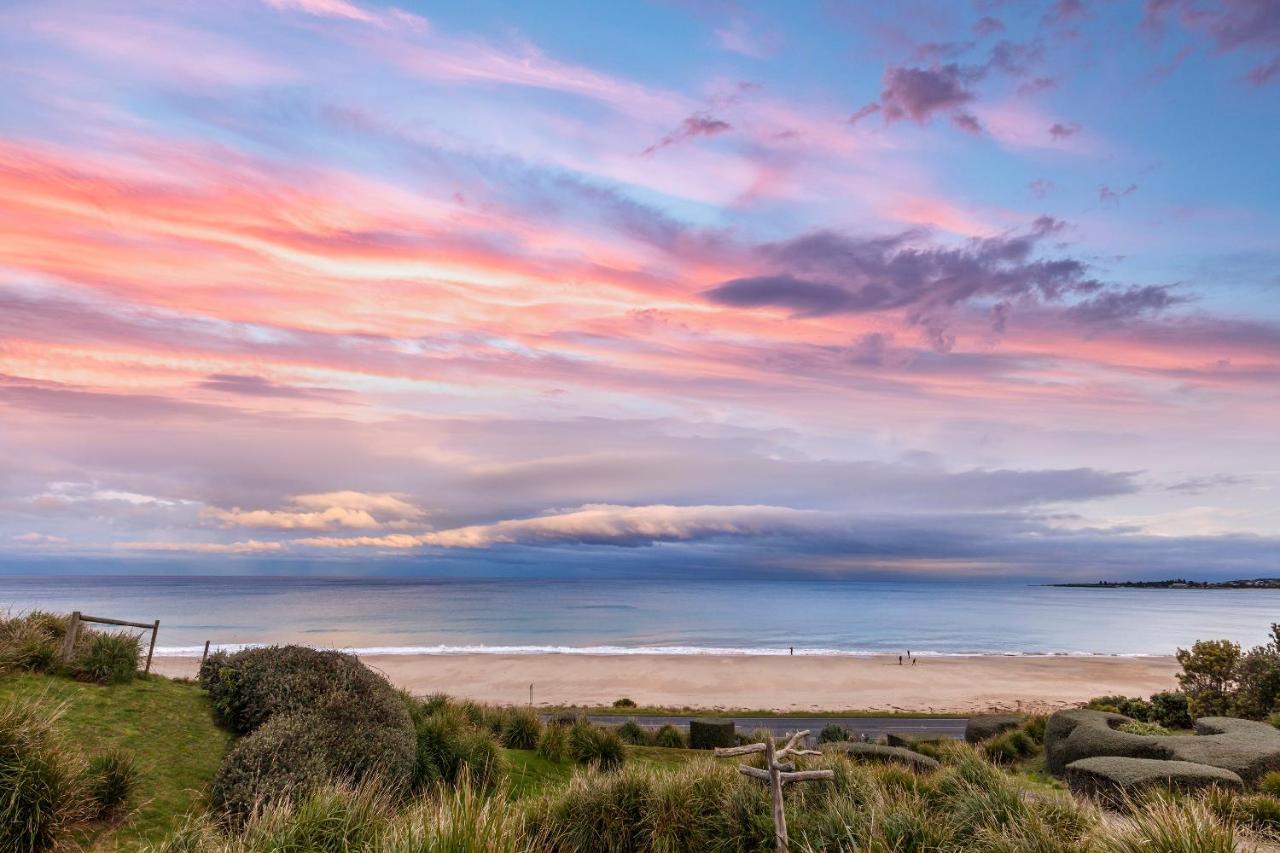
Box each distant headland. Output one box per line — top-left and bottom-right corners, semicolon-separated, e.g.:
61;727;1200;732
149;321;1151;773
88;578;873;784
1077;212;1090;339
1050;578;1280;589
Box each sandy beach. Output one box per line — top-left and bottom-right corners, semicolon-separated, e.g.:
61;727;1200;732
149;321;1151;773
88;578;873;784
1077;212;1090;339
152;652;1181;714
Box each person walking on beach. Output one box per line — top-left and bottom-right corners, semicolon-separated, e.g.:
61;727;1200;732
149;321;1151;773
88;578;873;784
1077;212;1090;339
898;655;903;665
790;646;794;656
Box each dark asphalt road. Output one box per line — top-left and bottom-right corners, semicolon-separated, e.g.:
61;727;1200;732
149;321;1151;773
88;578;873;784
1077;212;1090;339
582;714;967;740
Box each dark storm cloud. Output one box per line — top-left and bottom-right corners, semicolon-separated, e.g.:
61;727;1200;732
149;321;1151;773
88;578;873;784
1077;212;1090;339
703;217;1150;332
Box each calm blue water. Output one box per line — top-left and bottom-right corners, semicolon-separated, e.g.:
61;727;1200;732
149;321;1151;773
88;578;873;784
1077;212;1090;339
1;576;1276;656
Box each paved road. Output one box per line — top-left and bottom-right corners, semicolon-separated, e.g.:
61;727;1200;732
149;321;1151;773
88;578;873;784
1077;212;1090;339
582;714;967;741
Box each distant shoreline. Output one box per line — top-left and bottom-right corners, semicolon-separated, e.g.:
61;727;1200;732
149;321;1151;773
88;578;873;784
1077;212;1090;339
1049;578;1280;590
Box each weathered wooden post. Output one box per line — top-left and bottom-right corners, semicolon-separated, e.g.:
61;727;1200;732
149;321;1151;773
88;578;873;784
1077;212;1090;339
201;640;211;668
144;619;160;675
715;729;833;853
59;611;82;663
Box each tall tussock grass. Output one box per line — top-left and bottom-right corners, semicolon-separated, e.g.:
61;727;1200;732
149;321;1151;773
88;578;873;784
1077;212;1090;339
1094;793;1241;852
146;780;534;853
0;697;86;852
0;610;142;684
141;734;1269;853
0;695;141;852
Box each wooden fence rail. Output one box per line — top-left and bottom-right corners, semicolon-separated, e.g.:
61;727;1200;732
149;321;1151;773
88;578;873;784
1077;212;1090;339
60;610;161;675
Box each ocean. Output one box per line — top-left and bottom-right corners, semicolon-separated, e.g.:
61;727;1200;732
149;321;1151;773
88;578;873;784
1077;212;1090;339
1;575;1275;657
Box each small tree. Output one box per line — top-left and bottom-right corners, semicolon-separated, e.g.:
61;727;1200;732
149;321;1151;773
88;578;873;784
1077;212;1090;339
1176;639;1241;717
1232;624;1280;720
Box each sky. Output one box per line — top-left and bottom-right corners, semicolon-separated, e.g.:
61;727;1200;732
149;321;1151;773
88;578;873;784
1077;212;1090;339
1;0;1278;580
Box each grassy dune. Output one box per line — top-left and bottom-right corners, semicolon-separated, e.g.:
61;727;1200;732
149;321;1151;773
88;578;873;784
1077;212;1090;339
0;673;230;849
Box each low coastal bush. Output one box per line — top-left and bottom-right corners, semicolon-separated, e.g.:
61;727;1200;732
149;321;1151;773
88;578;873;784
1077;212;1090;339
613;697;637;708
818;724;850;743
1064;756;1244;805
201;646;416;820
1260;770;1280;797
81;750;139;821
1088;695;1155;722
1151;691;1193;729
0;697;86;852
1120;720;1171;736
199;645;396;735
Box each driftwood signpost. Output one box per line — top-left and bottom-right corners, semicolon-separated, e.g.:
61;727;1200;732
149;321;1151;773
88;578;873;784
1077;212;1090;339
60;610;161;674
715;729;834;853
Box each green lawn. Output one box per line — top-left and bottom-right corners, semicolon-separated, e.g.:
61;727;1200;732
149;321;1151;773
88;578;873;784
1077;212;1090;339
0;673;229;850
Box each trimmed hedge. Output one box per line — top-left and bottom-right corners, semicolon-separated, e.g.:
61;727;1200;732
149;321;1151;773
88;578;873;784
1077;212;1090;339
689;718;735;750
1045;709;1280;785
819;742;940;771
1045;709;1163;775
886;732;945;750
963;714;1023;744
1065;756;1243;804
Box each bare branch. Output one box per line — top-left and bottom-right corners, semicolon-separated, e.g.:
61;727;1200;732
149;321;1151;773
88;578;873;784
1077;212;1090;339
775;730;816;760
738;765;770;781
780;769;835;784
715;743;766;757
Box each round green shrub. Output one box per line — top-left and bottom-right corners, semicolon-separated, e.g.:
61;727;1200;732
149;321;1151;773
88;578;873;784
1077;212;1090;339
199;645;396;735
499;708;541;750
0;697;86;852
81;750;139;821
1119;720;1171;736
818;724;851;743
653;724;686;749
212;698;415;822
71;631;139;685
1151;691;1193;729
1260;770;1280;797
207;650;412;819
